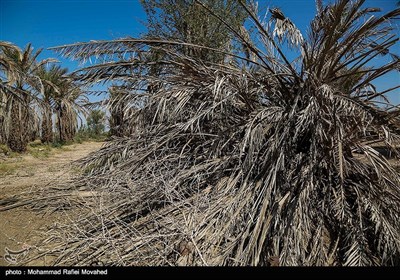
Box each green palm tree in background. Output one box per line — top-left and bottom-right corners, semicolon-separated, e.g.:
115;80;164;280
36;64;69;143
1;42;87;149
54;77;88;143
0;42;54;152
37;64;89;144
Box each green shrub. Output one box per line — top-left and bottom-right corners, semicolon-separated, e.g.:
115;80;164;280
0;163;17;176
0;144;11;155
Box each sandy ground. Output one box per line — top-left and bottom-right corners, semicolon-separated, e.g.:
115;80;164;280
0;142;103;266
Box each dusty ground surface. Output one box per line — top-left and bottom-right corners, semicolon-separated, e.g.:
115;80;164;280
0;141;103;266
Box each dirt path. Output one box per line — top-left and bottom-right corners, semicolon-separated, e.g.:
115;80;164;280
0;141;103;266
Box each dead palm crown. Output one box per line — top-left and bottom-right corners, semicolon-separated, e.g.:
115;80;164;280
29;0;399;265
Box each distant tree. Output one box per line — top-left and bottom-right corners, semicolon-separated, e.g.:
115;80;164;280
140;0;249;62
87;109;106;136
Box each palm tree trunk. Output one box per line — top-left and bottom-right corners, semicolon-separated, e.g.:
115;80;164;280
58;103;75;142
7;99;28;152
28;112;39;142
65;111;76;141
0;115;6;144
0;94;7;144
58;105;65;143
41;102;53;143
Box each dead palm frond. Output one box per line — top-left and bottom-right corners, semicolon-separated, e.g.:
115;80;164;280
20;0;400;266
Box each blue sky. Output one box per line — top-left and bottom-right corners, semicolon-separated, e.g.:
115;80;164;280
0;0;398;104
0;0;147;73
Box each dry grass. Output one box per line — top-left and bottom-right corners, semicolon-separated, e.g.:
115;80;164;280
0;163;18;176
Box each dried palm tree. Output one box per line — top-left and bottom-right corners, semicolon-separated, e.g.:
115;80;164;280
23;0;399;266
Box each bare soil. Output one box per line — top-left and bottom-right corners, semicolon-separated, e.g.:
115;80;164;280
0;142;103;266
